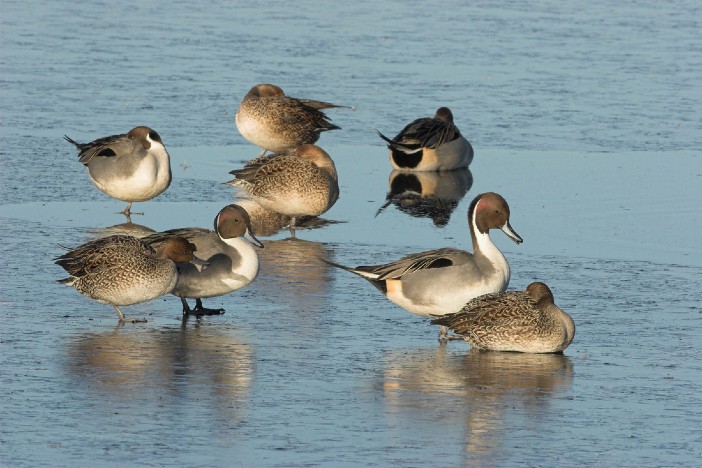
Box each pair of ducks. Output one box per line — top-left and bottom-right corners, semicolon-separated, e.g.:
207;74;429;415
58;84;574;353
55;204;262;322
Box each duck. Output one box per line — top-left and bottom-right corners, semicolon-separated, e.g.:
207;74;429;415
377;107;473;171
64;126;172;216
431;282;576;353
55;235;200;323
142;204;263;317
226;144;339;237
235;83;348;157
324;192;522;339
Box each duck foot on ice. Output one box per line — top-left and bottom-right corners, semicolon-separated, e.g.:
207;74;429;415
438;325;463;341
119;202;144;217
181;297;225;317
114;305;148;323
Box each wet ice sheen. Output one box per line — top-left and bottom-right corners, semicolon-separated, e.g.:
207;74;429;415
2;0;702;466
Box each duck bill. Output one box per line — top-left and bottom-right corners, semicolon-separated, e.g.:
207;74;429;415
501;222;523;244
245;228;264;248
191;255;210;267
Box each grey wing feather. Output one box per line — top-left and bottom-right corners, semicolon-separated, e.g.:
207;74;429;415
398;118;462;149
65;133;143;165
142;228;211;247
355;248;464;280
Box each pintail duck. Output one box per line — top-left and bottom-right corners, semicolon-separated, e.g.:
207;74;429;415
431;282;575;353
55;235;200;323
324;192;522;339
64;126;172;216
235;83;348;157
378;107;473;171
226;144;339;237
143;204;263;317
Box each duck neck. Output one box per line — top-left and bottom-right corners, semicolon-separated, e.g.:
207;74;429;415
470;209;510;282
150;143;172;185
220;236;259;279
221;236;257;257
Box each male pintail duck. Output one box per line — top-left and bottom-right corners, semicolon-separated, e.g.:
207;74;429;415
235;83;349;157
378;107;473;171
324;192;522;339
64;126;172;216
142;204;263;317
431;282;575;353
55;235;200;323
226;144;339;237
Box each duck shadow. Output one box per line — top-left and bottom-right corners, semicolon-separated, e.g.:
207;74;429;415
376;168;473;227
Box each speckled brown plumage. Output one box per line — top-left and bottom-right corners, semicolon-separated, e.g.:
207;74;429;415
226;144;339;236
55;235;197;322
235;84;344;154
431;282;575;353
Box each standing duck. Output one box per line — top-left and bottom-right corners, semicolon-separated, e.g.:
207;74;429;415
55;235;199;323
226;144;339;237
324;192;522;339
142;204;263;317
64;126;172;216
378;107;473;171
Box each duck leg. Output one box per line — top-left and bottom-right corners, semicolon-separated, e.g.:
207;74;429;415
181;297;193;315
438;325;463;341
113;305;147;323
288;216;297;238
119;202;144;217
192;298;225;316
181;297;224;316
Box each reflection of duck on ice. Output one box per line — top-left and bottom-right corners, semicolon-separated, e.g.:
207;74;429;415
377;168;472;227
65;325;254;422
381;344;573;460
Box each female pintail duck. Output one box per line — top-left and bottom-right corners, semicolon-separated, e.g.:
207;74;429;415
226;144;339;237
55;235;200;323
431;282;576;353
324;192;522;339
142;204;263;317
64;126;172;216
377;107;473;171
235;83;349;157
